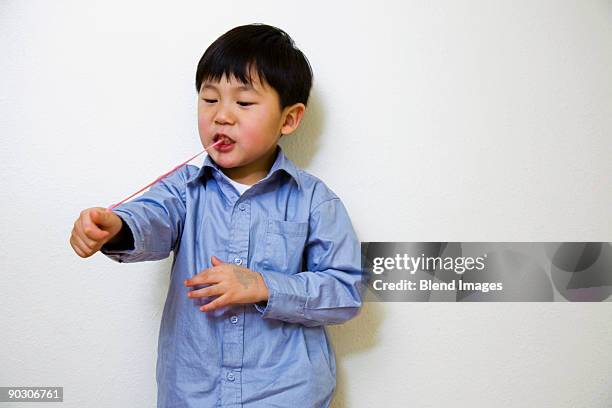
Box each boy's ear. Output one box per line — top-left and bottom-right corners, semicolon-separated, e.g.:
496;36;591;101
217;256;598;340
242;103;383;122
280;103;306;136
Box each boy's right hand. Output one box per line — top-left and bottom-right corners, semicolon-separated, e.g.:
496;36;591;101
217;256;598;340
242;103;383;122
69;207;123;258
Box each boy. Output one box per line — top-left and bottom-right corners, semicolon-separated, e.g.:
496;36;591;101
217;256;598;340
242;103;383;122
69;24;364;407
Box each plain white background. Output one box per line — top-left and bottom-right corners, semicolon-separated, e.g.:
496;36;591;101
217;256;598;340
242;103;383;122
1;1;611;407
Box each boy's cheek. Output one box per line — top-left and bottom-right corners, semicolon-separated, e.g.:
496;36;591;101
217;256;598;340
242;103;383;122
197;119;209;138
197;113;214;132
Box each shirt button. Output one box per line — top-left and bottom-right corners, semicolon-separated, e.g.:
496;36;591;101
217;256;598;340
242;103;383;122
234;257;242;265
227;372;235;381
230;315;238;324
239;204;246;211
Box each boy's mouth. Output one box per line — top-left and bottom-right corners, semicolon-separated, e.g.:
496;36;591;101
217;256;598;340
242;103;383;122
213;133;235;145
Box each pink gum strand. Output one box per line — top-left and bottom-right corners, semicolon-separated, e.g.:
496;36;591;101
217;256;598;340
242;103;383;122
107;139;223;211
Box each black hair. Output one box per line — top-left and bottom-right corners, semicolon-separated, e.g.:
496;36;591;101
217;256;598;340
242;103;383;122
195;24;313;109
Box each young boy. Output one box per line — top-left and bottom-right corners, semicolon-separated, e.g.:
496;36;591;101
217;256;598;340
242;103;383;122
69;24;364;407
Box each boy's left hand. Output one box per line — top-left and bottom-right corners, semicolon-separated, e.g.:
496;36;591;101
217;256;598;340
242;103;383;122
184;255;269;312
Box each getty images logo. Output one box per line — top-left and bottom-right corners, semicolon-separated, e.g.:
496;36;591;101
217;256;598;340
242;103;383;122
363;242;612;301
371;253;488;275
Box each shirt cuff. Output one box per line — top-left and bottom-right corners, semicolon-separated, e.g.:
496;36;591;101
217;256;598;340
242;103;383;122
253;270;307;323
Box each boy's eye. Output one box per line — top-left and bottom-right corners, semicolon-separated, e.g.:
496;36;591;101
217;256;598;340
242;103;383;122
237;101;254;107
202;98;217;103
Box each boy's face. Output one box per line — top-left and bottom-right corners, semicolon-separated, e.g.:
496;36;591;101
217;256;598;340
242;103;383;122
197;70;304;184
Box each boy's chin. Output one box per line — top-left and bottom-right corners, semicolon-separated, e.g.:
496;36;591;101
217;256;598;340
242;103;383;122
211;153;242;168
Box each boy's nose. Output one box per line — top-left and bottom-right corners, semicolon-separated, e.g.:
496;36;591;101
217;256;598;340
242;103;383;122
213;105;236;125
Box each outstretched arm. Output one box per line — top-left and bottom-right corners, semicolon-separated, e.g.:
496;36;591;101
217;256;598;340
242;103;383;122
99;167;188;263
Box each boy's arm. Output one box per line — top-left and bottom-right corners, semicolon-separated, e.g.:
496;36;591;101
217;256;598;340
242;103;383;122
254;198;365;327
100;167;188;263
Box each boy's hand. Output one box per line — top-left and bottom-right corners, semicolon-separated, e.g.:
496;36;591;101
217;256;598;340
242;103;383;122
69;207;123;258
185;255;270;312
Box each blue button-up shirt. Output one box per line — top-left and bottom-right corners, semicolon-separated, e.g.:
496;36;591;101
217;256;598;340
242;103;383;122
101;145;365;407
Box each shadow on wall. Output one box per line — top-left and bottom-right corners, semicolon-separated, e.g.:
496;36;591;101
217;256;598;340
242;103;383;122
283;88;381;408
278;88;325;169
329;302;382;408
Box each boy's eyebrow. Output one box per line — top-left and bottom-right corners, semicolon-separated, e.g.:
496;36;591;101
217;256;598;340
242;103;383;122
201;83;261;95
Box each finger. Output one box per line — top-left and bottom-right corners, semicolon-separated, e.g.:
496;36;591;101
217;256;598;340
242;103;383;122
70;233;92;257
200;293;230;312
211;255;225;266
90;208;113;228
76;231;101;255
69;235;86;258
73;230;97;252
73;220;99;249
187;283;225;299
184;269;222;287
84;210;111;240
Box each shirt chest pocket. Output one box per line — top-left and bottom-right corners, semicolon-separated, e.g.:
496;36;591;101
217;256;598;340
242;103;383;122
263;219;309;274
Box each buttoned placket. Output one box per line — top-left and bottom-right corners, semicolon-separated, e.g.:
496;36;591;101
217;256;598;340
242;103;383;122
215;171;252;407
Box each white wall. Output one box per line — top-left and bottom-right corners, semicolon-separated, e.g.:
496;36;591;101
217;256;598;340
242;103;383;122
1;1;611;407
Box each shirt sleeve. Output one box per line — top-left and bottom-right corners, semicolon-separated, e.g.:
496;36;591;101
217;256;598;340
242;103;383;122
99;167;188;263
254;198;365;327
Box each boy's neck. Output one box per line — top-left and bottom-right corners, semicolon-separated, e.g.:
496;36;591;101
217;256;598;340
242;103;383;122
220;145;279;186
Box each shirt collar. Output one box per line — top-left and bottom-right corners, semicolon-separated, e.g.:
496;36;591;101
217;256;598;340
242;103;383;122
186;144;302;190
